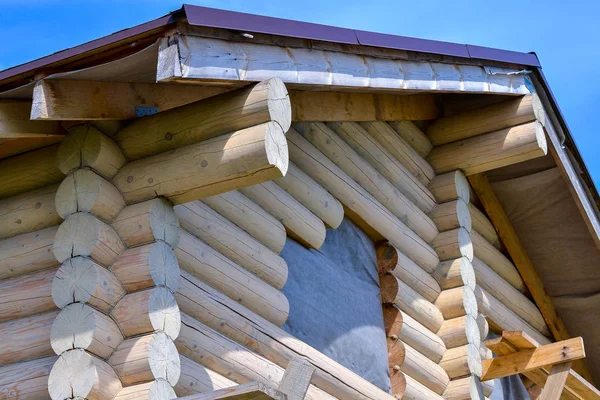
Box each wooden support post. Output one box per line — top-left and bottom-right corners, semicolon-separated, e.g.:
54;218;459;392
388;121;433;158
0;310;58;365
0;225;58;280
540;362;573;400
0;267;56;322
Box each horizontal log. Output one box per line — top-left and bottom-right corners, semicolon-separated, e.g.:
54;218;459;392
380;273;444;333
393;311;446;364
111;286;181;340
0;225;58;280
175;201;288;290
0;144;63;200
427;170;470;203
274;162;344;229
0;355;58;400
0;310;58;365
48;349;122;400
327;121;436;213
176;229;289;326
108;332;180;386
112;198;180;249
432;257;475;290
468;203;502;250
388;121;433;158
0;184;61;240
115;380;177;400
31;79;230;120
432;227;473;261
472;257;550;337
387;336;405;370
400;341;450;395
360;121;435;185
287;128;439;271
439;344;482;379
443;375;494;399
57;125;126;179
0;267;56;322
389;368;406;398
179;382;287;400
175;355;235;396
240;181;326;249
51;303;123;359
434;286;478;320
403;374;444;400
56;169;125;223
471;230;526;293
176;271;395;400
289;91;438;121
437;315;482;350
116;78;291;160
114;122;289;204
112;241;181;293
52;256;125;312
479;341;493;361
296;123;438;243
382;304;403;338
427;95;535;146
202;190;286;253
427;121;548;175
376;242;441;300
431;199;471;233
53;212;125;266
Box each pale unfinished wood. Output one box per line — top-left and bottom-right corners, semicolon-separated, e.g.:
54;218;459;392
56;169;125;223
275;162;344;229
1;100;63;135
437;315;482;350
278;358;316;400
108;332;180;386
53;212;125;266
403;374;444;400
387;333;405;370
380;273;444;333
432;257;476;290
52;256;125;312
388;121;433;158
175;355;235;396
112;241;181;292
0;267;56;322
327;121;436;213
0;310;58;365
0;184;61;240
393;310;446;364
432;227;473;261
115;379;178;400
541;362;573;400
439;343;483;379
427;121;548;175
175;201;288;290
427;170;470;203
57;124;126;178
0;225;58;280
434;286;478;320
178;382;286;400
240;181;326;249
295;123;438;243
114;122;289;204
443;375;494;399
468;202;502;250
431;199;472;233
176;229;289;326
203;190;287;253
0;355;58;400
400;341;450;395
112;198;180;249
48;349;122;400
116;78;291;161
51;303;123;359
389;367;407;398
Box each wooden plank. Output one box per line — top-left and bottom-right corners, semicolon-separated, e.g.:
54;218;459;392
0;101;63;135
481;337;585;381
290;91;438;121
468;173;594;382
178;382;286;400
540;362;572;400
278;358;315;400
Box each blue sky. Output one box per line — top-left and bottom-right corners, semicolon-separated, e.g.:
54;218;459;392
1;0;598;185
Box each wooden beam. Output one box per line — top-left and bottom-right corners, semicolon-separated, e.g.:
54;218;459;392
481;337;585;381
289;91;438;121
540;362;572;400
0;101;63;135
178;382;286;400
31;79;231;120
468;173;594;382
278;358;315;400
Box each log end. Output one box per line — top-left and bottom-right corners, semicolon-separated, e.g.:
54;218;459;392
376;242;399;274
265;121;289;177
266;78;292;133
380;273;399;303
382;304;404;337
149;287;181;340
535;120;548;155
458;227;474;262
149;332;181;386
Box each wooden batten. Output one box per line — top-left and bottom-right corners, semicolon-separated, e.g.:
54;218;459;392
327;121;436;214
439;343;483;379
112;241;181;293
0;355;58;400
0;144;64;200
400;341;450;395
111;286;181;340
0;267;56;322
388;121;433;158
296;123;438;243
427;170;470;204
0;184;62;240
287;128;439;272
115;78;291;161
175;201;288;290
0;310;58;365
275;162;344;229
434;286;478;320
202;190;287;253
51;303;123;359
289;91;438;121
403;374;444;400
427;121;548;175
112;198;180;249
468;203;502;250
175;355;235;396
437;315;483;350
431;199;472;233
432;227;473;262
443;375;494;399
53;212;125;266
0;225;58;280
115;379;178;400
113;122;289;204
427;95;535;146
48;349;122;400
432;257;476;290
240;181;326;250
55;169;125;223
108;332;180;386
175;229;289;327
56;124;126;179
